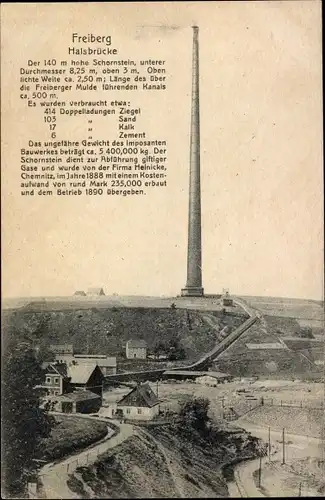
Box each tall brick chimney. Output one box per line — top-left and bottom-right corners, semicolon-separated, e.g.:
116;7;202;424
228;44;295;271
181;26;204;297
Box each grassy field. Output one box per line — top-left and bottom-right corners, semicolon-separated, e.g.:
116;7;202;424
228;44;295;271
2;294;227;312
240;406;323;438
239;295;324;323
2;307;247;364
37;416;109;462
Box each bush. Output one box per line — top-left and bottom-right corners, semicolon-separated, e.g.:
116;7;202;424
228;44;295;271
179;397;210;436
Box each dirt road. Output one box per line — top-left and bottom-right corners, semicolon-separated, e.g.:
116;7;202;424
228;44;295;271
227;419;323;497
39;419;134;499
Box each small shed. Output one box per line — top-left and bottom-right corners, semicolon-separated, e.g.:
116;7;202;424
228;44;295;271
46;389;102;414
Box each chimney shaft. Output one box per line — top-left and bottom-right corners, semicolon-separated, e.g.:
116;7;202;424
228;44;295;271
181;26;204;297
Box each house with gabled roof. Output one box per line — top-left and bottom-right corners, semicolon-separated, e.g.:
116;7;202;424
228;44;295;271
39;361;104;413
42;362;70;397
115;383;160;420
68;363;104;397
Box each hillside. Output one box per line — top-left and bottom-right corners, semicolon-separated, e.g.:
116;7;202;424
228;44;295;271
214;317;323;378
65;423;263;498
2;307;247;364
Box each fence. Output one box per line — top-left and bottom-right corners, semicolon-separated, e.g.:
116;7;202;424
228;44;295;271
221;397;323;422
263;399;324;409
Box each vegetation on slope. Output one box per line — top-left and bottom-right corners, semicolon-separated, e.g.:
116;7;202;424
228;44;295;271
36;416;109;462
2;307;247;363
2;340;53;498
67;398;264;498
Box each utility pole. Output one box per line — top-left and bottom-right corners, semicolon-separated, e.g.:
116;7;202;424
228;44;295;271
282;427;286;465
156;379;159;399
258;454;262;488
268;426;271;461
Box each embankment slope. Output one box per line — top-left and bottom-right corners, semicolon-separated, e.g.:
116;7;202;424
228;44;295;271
67;423;262;498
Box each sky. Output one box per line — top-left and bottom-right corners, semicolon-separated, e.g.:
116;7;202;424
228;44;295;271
2;1;323;300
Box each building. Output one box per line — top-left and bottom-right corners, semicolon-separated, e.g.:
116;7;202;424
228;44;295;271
54;353;74;363
222;290;234;307
126;339;147;359
45;390;102;414
73;355;117;375
163;370;233;383
39;361;104;413
68;363;104;397
42;362;70;396
115;383;160;420
52;351;117;374
74;290;86;296
50;344;74;356
87;287;105;296
195;371;233;386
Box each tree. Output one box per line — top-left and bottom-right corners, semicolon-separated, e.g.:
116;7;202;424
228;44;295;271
153;340;168;360
2;340;53;497
167;338;186;361
179;397;210;435
296;326;314;339
169;345;186;361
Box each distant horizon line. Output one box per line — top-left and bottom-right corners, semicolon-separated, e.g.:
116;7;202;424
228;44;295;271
2;292;324;302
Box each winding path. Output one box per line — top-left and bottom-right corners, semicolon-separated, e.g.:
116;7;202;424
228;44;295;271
39;417;134;499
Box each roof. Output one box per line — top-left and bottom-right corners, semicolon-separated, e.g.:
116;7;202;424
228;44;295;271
53;363;69;378
48;390;101;402
50;344;74;354
74;290;86;296
87;287;105;295
163;370;231;379
67;363;100;384
126;339;147;349
117;383;159;408
45;363;68;378
74;355;116;366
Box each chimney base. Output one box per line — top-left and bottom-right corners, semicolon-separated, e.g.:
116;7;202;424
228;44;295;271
181;287;204;297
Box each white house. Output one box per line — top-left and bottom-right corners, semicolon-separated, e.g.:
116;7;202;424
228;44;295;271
114;383;160;420
126;339;147;359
